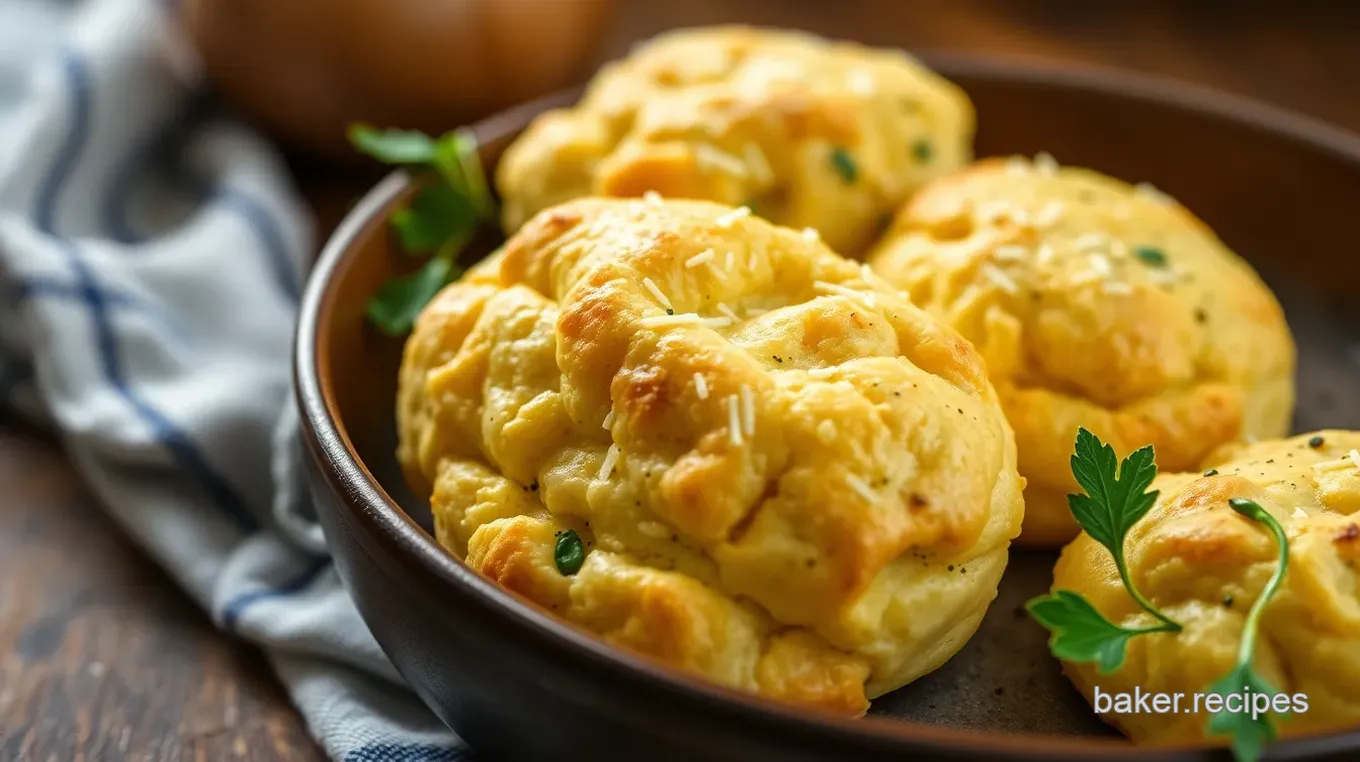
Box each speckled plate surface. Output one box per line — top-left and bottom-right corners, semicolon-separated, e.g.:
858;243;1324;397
295;54;1360;761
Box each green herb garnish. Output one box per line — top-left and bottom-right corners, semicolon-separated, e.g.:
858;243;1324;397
349;124;496;335
911;138;934;164
1027;429;1181;672
1205;498;1289;762
1133;245;1168;268
1029;430;1293;762
830;146;858;184
554;529;586;575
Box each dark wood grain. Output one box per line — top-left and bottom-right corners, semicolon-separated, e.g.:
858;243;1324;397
0;418;323;762
6;2;1360;760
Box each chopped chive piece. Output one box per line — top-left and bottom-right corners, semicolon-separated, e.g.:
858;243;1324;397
912;138;934;164
1134;245;1168;267
554;529;586;575
830;146;858;184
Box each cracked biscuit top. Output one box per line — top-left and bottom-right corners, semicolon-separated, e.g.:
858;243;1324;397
496;26;973;256
396;197;1023;713
1054;431;1360;743
867;158;1295;546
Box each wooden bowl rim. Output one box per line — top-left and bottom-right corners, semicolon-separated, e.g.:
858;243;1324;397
295;51;1360;760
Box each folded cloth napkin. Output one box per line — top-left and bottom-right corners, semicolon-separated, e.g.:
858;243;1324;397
0;0;469;759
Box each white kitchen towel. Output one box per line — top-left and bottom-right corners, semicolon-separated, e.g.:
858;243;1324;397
0;0;470;759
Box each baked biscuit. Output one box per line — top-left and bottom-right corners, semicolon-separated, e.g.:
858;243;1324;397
867;158;1295;546
1054;431;1360;743
397;197;1024;713
496;26;973;256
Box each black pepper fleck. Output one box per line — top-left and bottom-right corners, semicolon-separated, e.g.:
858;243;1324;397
1310;435;1326;448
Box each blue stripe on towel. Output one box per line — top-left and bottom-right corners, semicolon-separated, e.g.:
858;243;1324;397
343;743;475;762
11;275;190;346
37;48;256;532
220;557;331;630
213;185;301;303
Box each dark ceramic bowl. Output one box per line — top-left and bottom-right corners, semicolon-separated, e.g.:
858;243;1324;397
295;53;1360;761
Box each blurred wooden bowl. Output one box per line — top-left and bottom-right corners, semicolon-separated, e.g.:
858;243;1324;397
180;0;617;160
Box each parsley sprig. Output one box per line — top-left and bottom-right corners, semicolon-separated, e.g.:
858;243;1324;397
1206;498;1289;762
1028;429;1292;762
348;125;496;335
1027;429;1181;671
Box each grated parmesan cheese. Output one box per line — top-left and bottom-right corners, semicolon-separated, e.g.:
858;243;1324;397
696;143;749;178
1005;155;1030;175
1034;151;1059;175
693;372;709;400
814;280;876;309
845;474;879;504
1102;282;1133;296
642;277;673;310
598;444;619;481
701;316;733;328
1088;254;1113;277
743;143;774;185
740;384;756;436
602;410;615;430
1291;507;1310;519
801;227;821;243
727;395;744;446
1034;201;1065;228
643;190;664;206
816;420;837;442
638;521;671;539
686;249;716;268
980;264;1019;294
994;245;1029;261
716;206;751;228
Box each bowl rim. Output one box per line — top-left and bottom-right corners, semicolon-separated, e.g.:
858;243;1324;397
294;51;1360;760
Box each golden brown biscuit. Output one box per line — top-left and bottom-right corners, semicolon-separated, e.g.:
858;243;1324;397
397;197;1024;713
496;26;973;256
1054;431;1360;743
867;158;1295;546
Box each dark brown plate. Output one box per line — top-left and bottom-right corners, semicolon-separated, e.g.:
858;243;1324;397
295;53;1360;761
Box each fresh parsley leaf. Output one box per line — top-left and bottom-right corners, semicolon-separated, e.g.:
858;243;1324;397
432;129;495;222
349;124;439;164
365;253;461;336
1206;663;1278;762
554;529;586;575
1026;590;1138;674
1134;245;1168;268
911;138;934;164
1028;429;1181;673
349;125;497;335
830;146;858;184
1068;429;1159;555
391;184;476;253
1202;498;1290;762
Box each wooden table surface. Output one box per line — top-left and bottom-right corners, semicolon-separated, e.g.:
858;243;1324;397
3;2;1359;760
